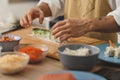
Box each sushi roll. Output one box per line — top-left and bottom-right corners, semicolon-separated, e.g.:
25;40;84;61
50;34;60;43
105;46;115;57
32;28;50;39
32;28;60;42
114;47;120;58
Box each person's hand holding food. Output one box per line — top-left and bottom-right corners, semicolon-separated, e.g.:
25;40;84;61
51;18;92;42
20;2;52;28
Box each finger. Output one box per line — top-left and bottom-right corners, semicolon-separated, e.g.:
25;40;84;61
39;10;44;24
27;14;32;25
60;34;71;42
20;19;24;27
20;18;26;27
20;18;29;28
51;20;66;30
54;29;71;38
51;23;69;35
22;15;30;27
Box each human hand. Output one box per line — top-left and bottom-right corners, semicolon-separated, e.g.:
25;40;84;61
20;7;44;28
51;18;92;42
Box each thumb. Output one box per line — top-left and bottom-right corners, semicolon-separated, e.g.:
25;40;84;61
39;10;44;24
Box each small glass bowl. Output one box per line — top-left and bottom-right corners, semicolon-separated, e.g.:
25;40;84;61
0;34;21;52
14;44;48;63
0;52;29;74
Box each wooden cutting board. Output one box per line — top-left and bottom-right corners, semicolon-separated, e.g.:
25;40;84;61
7;26;106;60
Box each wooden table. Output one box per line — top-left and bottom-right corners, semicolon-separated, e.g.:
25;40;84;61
7;26;107;59
0;26;118;80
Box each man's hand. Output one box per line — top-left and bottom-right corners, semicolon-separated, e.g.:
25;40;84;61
20;7;44;28
20;2;52;28
51;18;92;42
51;16;119;42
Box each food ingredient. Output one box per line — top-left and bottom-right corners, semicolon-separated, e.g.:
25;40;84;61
105;40;120;58
63;47;91;56
0;54;28;74
18;46;44;63
32;28;59;42
0;35;14;42
37;73;76;80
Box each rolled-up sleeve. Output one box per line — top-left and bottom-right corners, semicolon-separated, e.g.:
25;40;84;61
107;7;120;26
37;0;65;20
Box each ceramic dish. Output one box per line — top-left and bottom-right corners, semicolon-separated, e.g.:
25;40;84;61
48;70;107;80
58;44;100;70
97;43;120;65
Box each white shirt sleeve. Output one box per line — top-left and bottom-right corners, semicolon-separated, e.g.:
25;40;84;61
37;0;65;20
107;0;120;26
108;7;120;26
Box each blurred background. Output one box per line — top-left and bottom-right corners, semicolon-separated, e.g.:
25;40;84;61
0;0;37;21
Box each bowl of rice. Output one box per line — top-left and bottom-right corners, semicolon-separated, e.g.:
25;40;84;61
58;44;100;70
0;52;29;74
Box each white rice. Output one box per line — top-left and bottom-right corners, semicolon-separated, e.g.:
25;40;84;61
63;47;90;56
